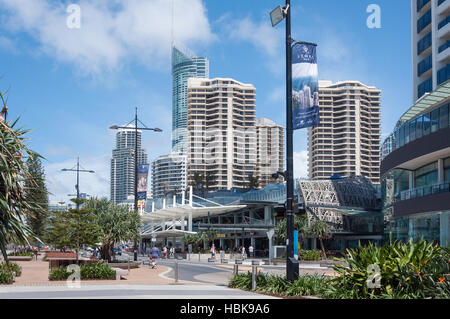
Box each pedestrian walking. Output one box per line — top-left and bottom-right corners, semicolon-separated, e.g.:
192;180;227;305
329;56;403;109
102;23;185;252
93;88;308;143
150;245;160;268
163;245;168;259
249;244;254;258
210;244;216;259
241;246;246;259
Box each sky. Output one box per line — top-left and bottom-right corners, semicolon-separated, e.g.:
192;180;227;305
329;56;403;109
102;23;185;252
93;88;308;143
0;0;412;203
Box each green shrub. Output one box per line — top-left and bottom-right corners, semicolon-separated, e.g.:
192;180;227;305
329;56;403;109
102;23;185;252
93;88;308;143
49;263;116;281
330;238;450;299
228;272;330;297
80;263;115;280
1;262;22;277
299;249;321;261
49;267;74;281
0;267;14;285
7;252;33;257
286;275;330;297
228;239;450;299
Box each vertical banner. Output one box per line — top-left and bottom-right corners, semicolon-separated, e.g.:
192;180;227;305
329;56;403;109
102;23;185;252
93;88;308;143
292;42;320;130
137;164;149;201
293;230;299;260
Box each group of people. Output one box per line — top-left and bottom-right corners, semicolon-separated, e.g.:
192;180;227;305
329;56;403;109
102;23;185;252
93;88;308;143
148;244;176;269
161;245;175;259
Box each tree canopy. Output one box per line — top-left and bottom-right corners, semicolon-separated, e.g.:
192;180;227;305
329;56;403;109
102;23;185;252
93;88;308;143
0;94;43;261
86;197;140;262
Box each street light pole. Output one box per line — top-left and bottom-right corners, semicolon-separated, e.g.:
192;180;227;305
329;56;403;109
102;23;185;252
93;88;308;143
110;108;162;261
134;108;139;262
270;0;299;281
284;0;298;282
61;157;95;210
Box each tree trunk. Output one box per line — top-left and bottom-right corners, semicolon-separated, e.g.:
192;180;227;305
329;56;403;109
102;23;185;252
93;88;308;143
319;238;327;260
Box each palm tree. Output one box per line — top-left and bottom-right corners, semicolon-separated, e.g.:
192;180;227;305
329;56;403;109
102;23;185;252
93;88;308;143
204;172;215;197
190;172;204;195
247;174;260;191
308;219;332;259
0;96;43;261
275;215;309;242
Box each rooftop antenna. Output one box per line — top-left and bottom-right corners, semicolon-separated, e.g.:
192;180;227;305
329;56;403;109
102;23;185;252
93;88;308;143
171;0;174;48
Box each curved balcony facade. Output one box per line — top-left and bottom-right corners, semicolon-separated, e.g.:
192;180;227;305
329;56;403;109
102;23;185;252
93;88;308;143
381;83;450;246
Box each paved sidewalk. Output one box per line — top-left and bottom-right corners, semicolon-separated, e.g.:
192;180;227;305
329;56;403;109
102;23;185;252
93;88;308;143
9;260;179;286
214;264;337;276
0;284;278;299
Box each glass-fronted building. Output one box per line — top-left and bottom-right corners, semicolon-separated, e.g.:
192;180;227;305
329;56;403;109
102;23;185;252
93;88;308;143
381;81;450;246
171;46;209;153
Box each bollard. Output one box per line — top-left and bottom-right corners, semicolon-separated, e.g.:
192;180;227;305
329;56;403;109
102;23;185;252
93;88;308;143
252;266;257;291
198;252;201;262
188;253;190;261
174;261;179;283
128;259;131;272
233;264;238;275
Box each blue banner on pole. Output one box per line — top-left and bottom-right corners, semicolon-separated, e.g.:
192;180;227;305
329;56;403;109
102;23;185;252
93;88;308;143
293;230;299;260
292;43;320;130
137;164;149;200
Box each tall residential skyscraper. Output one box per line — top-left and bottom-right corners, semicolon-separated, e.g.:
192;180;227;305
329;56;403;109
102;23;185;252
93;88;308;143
187;78;257;190
412;0;450;102
151;153;187;198
308;80;381;184
111;125;148;204
256;118;285;188
172;46;209;153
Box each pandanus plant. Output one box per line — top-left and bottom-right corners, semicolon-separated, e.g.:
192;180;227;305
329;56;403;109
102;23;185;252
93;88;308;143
0;91;42;262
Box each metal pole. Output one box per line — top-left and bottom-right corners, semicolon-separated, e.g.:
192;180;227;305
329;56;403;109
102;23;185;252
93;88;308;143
285;0;298;282
252;266;257;290
175;261;179;283
134;107;138;262
76;157;80;210
233;264;238;275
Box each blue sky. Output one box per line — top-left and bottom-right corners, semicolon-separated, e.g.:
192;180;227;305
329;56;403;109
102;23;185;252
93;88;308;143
0;0;412;202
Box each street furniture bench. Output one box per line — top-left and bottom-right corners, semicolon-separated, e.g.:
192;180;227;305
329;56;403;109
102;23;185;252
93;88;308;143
112;267;129;280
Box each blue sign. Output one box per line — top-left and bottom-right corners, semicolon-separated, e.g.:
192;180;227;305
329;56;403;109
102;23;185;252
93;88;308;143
137;164;149;200
293;230;299;260
292;43;320;130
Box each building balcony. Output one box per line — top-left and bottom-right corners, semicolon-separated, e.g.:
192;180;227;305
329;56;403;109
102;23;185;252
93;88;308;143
438;19;450;39
438;42;450;63
438;0;450;16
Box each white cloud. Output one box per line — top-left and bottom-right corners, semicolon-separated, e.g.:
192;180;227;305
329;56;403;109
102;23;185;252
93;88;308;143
0;0;214;75
293;150;308;179
0;35;16;53
222;15;284;75
45;155;110;202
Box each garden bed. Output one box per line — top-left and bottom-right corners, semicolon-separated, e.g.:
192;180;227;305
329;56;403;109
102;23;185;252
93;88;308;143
7;256;33;261
107;261;140;269
229;239;450;299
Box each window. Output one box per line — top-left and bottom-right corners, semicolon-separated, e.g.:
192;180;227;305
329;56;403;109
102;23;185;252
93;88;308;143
405;123;410;144
409;119;416;142
444;158;450;182
416;115;423;139
399;124;405;147
414;162;438;188
439;103;449;129
437;64;450;85
431;108;439;132
418;9;432;33
418;77;432;98
418;54;432;76
423;112;431;135
417;32;432;55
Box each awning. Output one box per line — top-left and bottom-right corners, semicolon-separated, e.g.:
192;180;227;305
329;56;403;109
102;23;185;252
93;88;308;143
140;204;247;223
140;229;196;239
400;80;450;122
